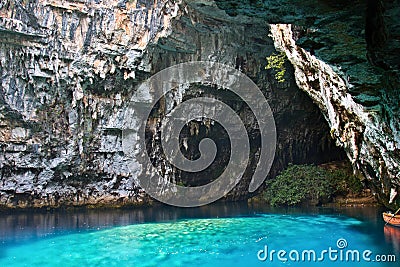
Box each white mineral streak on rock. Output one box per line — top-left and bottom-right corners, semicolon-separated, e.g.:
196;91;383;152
0;0;182;208
270;24;399;198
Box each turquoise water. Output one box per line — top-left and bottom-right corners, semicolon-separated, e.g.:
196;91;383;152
0;205;399;266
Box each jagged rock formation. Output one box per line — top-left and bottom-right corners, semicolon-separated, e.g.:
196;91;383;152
1;0;397;209
0;0;190;208
209;0;399;207
265;0;400;207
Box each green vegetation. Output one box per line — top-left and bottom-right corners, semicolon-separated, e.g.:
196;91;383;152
176;181;186;187
265;51;287;83
263;164;363;206
330;168;363;195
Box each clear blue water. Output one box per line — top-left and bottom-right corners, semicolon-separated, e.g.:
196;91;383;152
0;204;399;266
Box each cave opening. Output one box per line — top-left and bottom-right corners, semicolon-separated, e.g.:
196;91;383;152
144;80;348;200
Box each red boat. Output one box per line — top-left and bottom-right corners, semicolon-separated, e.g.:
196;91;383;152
383;212;400;227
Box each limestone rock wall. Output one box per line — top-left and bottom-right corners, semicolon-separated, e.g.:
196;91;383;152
262;0;400;206
0;0;351;208
0;0;182;208
272;24;400;205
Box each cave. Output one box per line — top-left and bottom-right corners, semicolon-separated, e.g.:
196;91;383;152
1;1;400;266
0;0;399;209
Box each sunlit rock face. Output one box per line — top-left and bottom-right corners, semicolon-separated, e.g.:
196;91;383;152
214;0;400;206
0;0;369;209
270;23;400;206
0;0;182;208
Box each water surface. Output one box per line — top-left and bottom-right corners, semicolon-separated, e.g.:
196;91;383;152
0;203;398;266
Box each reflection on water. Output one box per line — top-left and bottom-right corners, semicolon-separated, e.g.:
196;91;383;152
0;202;399;266
0;202;253;244
384;225;400;254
